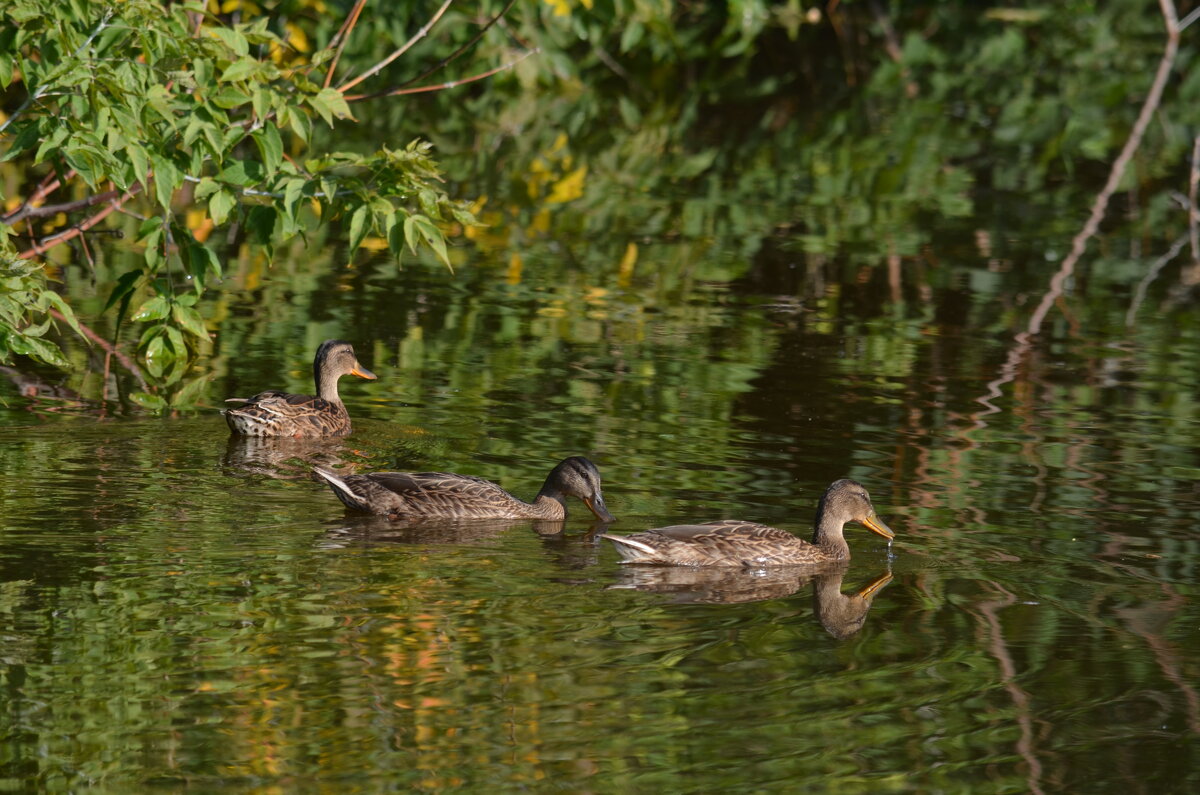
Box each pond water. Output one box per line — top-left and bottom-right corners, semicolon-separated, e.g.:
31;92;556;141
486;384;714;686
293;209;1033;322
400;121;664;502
2;239;1198;792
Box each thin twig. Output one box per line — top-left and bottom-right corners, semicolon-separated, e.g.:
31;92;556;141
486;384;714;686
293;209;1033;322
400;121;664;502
339;0;454;92
378;0;518;94
1125;233;1189;326
347;48;538;102
19;184;143;259
1;189;123;225
48;308;148;390
323;0;369;89
1189;135;1200;262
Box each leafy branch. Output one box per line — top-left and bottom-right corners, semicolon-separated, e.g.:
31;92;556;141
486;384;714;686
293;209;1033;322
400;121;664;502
0;0;531;375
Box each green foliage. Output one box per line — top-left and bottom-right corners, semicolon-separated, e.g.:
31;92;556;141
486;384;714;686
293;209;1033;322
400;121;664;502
0;0;472;369
0;247;83;368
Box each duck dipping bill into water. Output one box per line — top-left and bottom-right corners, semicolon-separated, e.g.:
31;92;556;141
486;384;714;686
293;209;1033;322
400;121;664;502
600;478;893;567
313;456;616;522
224;340;377;438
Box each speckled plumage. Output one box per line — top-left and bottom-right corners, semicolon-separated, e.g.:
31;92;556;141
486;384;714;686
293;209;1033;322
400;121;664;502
601;479;893;567
224;340;376;438
313;456;615;521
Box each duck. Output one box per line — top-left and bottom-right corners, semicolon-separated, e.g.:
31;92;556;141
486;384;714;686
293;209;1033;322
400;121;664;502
224;339;377;438
313;456;616;521
600;478;893;566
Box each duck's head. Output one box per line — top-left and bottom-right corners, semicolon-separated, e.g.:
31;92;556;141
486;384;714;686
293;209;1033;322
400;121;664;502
545;456;615;522
315;339;377;382
819;479;894;539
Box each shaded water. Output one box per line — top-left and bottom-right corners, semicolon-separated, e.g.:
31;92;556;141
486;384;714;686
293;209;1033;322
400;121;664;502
3;249;1200;792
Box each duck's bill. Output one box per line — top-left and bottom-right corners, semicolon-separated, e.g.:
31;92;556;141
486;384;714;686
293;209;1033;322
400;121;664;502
584;494;616;523
856;571;894;599
863;513;895;540
351;365;378;380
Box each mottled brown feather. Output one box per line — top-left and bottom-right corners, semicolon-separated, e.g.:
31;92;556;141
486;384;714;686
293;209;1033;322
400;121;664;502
601;479;893;567
314;456;615;522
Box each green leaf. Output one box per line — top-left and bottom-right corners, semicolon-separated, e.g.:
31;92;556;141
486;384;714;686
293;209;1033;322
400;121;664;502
209;189;236;226
210;27;249;57
104;269;145;312
0;54;13;89
126;144;150;186
210;86;251;109
252;123;283;175
289;106;311;143
38;291;85;340
131;296;170;322
193;177;220;201
348;205;370;254
217;159;264;187
246;205;277;244
149;154;180;210
129;391;168;411
219;56;260;83
414;214;451;270
386;213;405;260
309;88;354;126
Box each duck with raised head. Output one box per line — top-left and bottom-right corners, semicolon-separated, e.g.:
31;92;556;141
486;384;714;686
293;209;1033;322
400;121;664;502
600;478;893;566
224;339;377;438
313;456;616;521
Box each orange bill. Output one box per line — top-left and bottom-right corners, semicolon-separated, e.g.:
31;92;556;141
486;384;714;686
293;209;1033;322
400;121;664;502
351;365;378;380
862;512;895;540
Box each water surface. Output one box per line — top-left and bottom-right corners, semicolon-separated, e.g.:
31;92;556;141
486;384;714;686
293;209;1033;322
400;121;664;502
2;254;1199;792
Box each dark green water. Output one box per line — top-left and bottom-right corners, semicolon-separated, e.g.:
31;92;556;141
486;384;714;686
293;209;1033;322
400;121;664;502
2;248;1199;792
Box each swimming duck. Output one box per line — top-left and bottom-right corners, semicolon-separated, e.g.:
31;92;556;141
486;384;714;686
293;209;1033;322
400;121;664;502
224;340;377;438
313;456;616;521
600;478;893;566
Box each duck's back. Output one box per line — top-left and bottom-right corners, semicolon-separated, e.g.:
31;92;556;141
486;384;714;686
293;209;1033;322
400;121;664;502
607;520;826;566
225;391;351;437
351;471;535;519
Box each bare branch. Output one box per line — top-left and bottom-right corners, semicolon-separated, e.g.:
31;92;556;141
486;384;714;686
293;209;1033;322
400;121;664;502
323;0;369;89
339;0;454;93
1190;136;1200;262
372;0;518;96
19;184;143;260
347;48;538;102
1;189;123;225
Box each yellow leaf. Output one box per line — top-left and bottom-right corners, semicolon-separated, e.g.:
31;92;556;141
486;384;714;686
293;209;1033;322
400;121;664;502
506;252;523;285
547;165;587;204
618;241;637;287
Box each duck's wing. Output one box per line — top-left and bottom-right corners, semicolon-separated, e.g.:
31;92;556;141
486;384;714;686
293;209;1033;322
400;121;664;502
362;471;523;518
604;520;813;566
225;391;349;437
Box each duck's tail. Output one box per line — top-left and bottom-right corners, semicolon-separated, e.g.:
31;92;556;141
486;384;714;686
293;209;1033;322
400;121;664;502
313;467;359;503
598;533;662;564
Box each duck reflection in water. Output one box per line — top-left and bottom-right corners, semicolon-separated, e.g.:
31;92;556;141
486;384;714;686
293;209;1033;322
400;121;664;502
223;435;348;479
318;515;564;548
611;567;893;638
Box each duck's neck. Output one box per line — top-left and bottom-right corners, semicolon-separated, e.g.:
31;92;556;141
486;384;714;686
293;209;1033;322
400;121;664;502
810;517;850;560
531;476;569;519
529;493;567;520
315;364;343;404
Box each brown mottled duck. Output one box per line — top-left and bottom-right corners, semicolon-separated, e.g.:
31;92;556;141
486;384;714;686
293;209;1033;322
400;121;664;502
600;478;893;566
313;456;616;521
224;340;377;438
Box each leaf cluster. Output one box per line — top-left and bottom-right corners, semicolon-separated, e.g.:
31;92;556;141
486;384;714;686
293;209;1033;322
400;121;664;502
0;0;473;370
